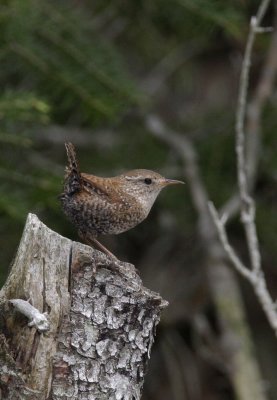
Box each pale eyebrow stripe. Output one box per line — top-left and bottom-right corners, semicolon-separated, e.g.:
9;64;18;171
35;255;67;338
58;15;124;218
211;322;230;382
124;176;145;181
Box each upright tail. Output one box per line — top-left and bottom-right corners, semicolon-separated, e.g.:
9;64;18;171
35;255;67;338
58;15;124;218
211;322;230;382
65;142;80;176
63;142;82;195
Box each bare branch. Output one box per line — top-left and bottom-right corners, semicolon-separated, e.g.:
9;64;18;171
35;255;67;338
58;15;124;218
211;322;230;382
209;0;277;336
236;0;271;151
208;203;254;282
209;201;277;335
220;2;277;220
236;0;271;275
246;24;277;187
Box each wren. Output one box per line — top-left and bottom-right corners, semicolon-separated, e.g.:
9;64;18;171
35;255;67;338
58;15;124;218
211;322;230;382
60;142;184;257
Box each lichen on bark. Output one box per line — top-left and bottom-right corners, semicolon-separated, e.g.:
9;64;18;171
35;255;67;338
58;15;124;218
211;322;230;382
0;214;167;400
52;244;167;399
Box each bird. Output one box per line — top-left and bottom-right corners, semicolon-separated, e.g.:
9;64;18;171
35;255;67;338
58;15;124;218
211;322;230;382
60;142;184;258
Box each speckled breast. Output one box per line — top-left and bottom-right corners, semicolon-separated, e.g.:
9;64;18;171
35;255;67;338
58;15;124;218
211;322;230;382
60;191;147;237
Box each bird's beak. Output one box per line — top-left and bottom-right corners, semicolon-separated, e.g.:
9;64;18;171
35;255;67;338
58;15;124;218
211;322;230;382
161;178;185;186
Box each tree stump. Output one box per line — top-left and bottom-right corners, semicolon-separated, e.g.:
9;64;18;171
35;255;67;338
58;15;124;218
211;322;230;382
0;214;167;400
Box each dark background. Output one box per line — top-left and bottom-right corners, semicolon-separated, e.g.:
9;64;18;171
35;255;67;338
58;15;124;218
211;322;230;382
0;1;276;399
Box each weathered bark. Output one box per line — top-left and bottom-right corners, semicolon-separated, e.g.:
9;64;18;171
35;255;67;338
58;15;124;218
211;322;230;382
0;213;167;400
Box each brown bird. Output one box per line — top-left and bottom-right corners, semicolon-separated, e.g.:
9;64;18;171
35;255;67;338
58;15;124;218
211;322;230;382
60;142;184;258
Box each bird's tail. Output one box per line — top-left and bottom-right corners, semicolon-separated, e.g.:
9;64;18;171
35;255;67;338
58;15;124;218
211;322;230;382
63;142;82;195
65;142;80;176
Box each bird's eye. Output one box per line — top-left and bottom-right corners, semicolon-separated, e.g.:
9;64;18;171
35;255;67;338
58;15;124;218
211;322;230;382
144;178;152;185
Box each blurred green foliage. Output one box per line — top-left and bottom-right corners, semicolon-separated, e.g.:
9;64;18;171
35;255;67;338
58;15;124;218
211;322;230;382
0;0;139;124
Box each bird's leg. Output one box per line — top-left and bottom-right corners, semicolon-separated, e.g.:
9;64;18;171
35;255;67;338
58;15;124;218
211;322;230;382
91;238;118;260
78;231;118;260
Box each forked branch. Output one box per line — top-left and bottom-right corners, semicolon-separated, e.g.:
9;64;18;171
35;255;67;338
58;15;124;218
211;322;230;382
209;0;277;335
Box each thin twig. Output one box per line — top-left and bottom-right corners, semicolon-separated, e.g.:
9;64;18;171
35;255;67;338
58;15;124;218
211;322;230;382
220;19;277;220
209;202;277;335
236;0;271;276
209;0;277;335
208;203;254;282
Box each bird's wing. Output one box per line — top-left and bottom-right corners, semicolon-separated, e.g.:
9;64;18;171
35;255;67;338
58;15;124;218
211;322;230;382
81;173;120;203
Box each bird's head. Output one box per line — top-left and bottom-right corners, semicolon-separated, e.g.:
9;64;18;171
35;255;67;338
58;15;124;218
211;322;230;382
117;169;184;211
